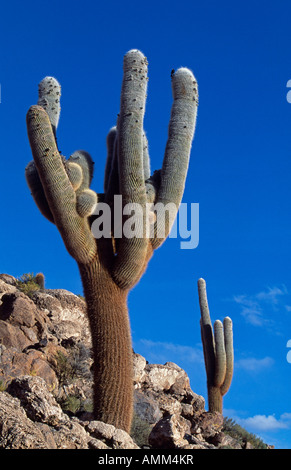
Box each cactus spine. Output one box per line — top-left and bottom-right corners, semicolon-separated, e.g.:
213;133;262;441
197;278;234;414
25;50;198;432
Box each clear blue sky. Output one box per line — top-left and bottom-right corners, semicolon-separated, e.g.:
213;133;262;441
0;0;291;448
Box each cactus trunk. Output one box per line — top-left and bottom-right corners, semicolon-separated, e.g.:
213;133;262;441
207;385;223;414
79;253;133;431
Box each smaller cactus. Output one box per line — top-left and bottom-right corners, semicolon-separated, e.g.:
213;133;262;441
35;272;45;289
197;278;234;414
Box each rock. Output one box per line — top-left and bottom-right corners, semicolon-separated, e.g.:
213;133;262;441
133;352;147;386
2;376;93;449
134;389;162;424
153;390;183;415
143;362;190;392
32;290;91;347
181;403;194;420
50;418;91;449
0;321;32;351
0;292;45;349
244;441;254;449
0;279;16;301
0;274;17;287
0;392;53;449
211;432;243;449
148;414;191;449
0;348;58;391
85;420;139;449
168;375;190;398
183;438;216;449
0;292;37;327
88;438;110;449
7;376;65;425
189;391;205;414
191;411;224;439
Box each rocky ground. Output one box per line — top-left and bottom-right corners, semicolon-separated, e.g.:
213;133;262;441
0;273;266;449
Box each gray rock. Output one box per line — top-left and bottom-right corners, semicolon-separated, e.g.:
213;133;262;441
85;420;139;449
133;352;147;386
143;362;190;392
148;414;191;449
0;392;51;449
134;389;163;424
7;376;65;426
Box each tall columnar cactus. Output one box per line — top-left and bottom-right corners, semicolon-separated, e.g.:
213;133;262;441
197;278;234;414
25;50;198;432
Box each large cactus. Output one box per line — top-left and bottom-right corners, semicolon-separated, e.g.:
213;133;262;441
197;278;234;414
25;50;198;432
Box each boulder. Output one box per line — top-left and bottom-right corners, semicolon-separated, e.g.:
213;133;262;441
32;290;90;346
191;411;224;439
0;274;17;287
0;292;46;349
134;389;163;424
148;414;191;449
143;362;190;392
0;391;54;449
0;321;32;351
0;347;58;392
85;420;139;449
133;352;147;387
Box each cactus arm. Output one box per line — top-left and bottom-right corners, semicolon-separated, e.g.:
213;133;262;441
104;128;120;205
117;49;148;205
25;76;62;224
221;317;234;396
152;68;198;249
198;278;215;381
65;161;83;190
37;76;61;137
26;106;97;264
198;278;212;326
68;151;97;217
112;50;149;289
76;189;98;218
25;160;55;223
143;131;151;181
68;150;94;194
145;169;161;206
104;126;117;193
213;320;227;387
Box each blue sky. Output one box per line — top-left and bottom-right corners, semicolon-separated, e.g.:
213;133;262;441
0;0;291;448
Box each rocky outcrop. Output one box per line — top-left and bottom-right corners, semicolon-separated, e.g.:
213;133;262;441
0;274;257;449
0;376;137;449
132;355;225;449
